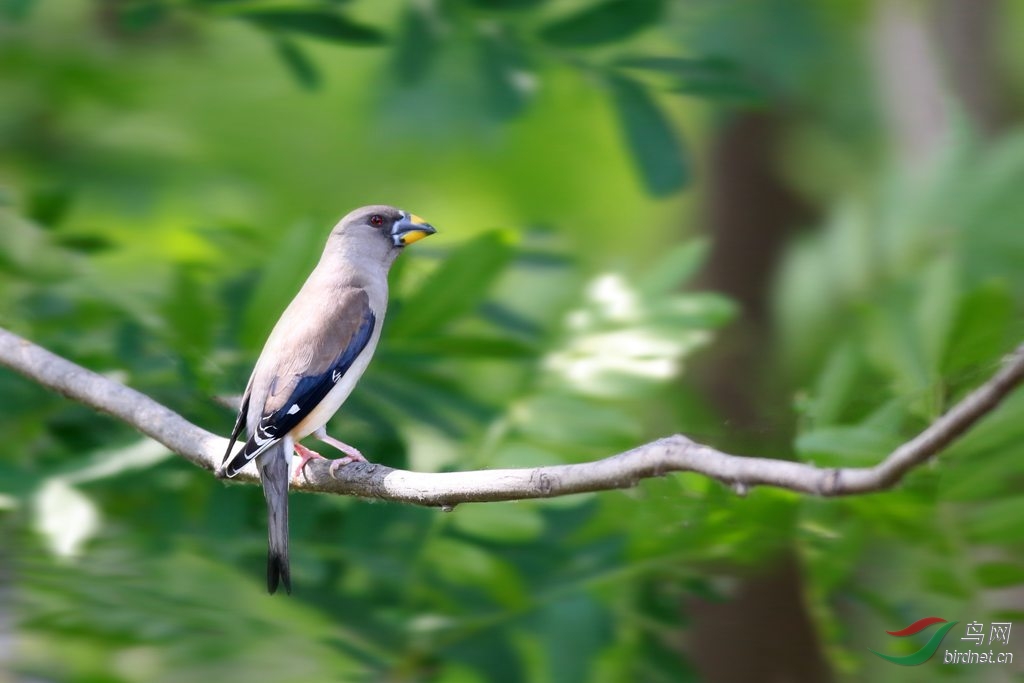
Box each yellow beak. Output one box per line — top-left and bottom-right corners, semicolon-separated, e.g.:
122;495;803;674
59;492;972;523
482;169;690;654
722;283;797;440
393;213;437;246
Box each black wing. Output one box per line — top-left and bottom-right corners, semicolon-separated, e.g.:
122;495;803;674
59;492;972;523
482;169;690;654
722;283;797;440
221;384;251;471
222;307;375;477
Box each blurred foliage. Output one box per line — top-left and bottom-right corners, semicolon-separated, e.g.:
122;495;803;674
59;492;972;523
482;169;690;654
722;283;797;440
2;0;1024;682
778;128;1024;680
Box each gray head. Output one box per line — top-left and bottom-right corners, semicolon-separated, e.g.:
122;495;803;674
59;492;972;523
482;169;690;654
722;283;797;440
325;205;436;267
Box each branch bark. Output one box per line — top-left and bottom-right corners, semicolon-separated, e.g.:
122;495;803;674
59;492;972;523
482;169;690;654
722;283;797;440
2;326;1022;506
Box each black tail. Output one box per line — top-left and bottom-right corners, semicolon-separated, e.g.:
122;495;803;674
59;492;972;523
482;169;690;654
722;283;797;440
259;442;291;594
267;548;291;595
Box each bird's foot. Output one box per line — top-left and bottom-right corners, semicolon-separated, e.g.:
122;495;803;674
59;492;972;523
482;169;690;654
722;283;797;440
292;442;324;483
327;451;368;478
313;429;369;478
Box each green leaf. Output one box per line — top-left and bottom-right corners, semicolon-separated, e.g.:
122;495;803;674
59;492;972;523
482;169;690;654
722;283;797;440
53;233;115;254
488;442;552;467
915;255;959;374
614;53;759;105
479;302;543;337
539;0;663;47
238;9;385;45
613;55;738;76
387;335;537;359
0;213;74;282
450;503;545;542
431;662;490;683
0;0;34;21
941;282;1013;377
240;220;321;350
376;364;495;423
478;29;532;120
923;566;971;598
637;239;708;296
362;371;470;436
470;0;545;9
618;57;760;103
976;562;1024;588
804;341;862;426
609;75;688;196
993;611;1024;625
671;79;763;103
863;292;936;418
117;0;167;31
26;185;73;228
539;595;610;682
392;4;438;85
163;266;218;372
272;36;322;90
423;538;527;607
515;393;641;450
647;292;736;328
940;393;1024;501
860;397;907;434
965;497;1024;543
795;427;902;467
391;230;516;337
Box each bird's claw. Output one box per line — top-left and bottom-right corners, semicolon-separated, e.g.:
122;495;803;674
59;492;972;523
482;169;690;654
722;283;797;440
328;451;368;479
293;443;325;483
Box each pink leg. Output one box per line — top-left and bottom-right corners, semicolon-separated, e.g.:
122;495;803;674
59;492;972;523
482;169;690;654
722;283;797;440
313;427;368;478
292;442;324;482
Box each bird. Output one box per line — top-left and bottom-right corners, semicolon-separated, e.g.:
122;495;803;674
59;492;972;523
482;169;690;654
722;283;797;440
219;205;436;594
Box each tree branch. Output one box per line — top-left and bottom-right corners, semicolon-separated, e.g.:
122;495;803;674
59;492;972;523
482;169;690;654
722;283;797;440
2;326;1023;506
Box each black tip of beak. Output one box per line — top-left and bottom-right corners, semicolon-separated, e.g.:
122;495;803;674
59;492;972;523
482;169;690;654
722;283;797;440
392;216;437;246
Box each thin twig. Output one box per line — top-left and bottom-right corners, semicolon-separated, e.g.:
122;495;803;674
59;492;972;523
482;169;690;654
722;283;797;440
1;326;1022;506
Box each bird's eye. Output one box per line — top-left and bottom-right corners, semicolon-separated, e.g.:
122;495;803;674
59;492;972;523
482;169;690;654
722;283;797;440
369;214;384;227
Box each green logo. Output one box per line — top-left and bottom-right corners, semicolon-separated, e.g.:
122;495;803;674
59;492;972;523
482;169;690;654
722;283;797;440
870;617;959;666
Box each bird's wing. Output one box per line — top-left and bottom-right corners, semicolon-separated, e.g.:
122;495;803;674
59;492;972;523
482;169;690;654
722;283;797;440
221;377;253;471
222;287;376;477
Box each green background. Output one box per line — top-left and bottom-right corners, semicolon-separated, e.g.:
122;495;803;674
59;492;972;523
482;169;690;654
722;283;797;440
2;0;1024;681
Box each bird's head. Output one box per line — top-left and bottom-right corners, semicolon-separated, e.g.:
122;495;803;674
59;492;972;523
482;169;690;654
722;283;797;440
328;205;436;266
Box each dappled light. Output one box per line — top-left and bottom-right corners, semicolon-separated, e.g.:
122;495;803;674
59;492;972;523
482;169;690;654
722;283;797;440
2;1;1024;682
